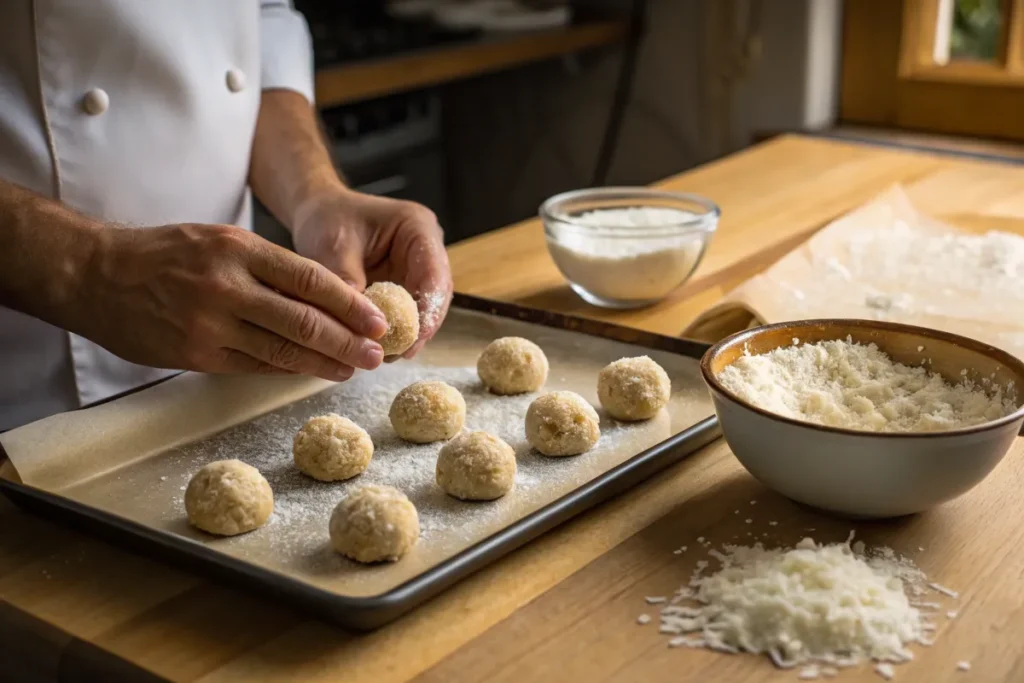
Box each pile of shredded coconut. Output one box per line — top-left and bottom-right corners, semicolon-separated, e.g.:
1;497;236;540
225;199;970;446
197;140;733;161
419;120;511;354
717;338;1017;432
641;533;960;680
547;207;708;302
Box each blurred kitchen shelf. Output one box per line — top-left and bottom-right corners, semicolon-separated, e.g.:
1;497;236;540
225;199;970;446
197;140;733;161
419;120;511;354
315;21;627;108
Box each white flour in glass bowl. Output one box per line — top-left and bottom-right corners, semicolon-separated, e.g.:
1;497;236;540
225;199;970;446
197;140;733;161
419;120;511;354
546;207;707;303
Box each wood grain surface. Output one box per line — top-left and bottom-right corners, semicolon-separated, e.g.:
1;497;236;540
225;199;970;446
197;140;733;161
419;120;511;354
3;136;1024;682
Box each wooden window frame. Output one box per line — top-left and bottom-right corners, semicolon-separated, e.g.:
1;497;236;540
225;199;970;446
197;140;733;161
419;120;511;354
840;0;1024;142
899;0;1024;85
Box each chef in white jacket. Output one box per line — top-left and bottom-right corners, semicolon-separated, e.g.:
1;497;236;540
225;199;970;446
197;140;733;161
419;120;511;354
0;1;452;431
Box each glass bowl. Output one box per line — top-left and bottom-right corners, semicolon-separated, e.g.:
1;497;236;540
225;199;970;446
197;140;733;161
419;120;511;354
539;187;720;309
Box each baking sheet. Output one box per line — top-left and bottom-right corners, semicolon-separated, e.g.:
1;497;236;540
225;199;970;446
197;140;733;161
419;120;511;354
1;302;714;601
683;186;1024;361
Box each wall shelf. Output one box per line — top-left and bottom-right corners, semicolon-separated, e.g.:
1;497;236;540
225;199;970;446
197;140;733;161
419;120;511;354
314;21;627;108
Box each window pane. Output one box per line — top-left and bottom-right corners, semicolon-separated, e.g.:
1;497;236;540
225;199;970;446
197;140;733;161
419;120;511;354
950;0;1003;61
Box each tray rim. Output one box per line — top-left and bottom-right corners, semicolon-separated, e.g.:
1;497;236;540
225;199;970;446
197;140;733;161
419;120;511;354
0;292;720;631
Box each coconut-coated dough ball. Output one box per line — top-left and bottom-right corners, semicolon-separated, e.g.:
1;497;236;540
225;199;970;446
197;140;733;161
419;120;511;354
477;337;548;395
598;356;672;421
364;281;420;357
185;459;273;536
436;431;516;501
525;391;600;457
329;484;420;563
389;380;466;443
293;414;373;482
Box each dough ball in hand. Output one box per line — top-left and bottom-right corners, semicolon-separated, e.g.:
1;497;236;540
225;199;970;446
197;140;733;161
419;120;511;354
598;356;671;421
329;484;419;563
436;431;516;501
477;337;548;395
364;282;420;357
293;414;373;482
526;391;600;457
389;380;466;443
185;459;273;536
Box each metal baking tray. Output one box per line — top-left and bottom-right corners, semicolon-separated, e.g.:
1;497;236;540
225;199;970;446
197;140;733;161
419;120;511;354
0;294;720;631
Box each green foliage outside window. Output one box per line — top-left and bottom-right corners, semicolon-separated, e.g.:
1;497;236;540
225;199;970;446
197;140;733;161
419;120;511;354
950;0;1003;61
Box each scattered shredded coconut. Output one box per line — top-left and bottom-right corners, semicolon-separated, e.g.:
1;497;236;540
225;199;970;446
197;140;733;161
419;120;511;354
637;614;652;625
646;596;667;604
847;223;1024;301
928;582;959;599
717;338;1017;432
799;665;821;680
956;661;971;671
874;663;895;680
946;611;958;619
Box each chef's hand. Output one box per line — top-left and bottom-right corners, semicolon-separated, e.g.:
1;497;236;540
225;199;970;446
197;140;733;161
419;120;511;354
76;224;388;380
290;189;453;359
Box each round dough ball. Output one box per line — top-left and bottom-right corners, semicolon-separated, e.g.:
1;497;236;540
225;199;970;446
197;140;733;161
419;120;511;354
329;484;419;563
477;337;548;395
293;414;373;482
365;281;419;357
525;391;600;457
185;459;273;536
598;356;671;421
389;380;466;443
436;431;516;501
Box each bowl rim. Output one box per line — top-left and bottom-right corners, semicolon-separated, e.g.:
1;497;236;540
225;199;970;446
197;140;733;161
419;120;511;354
539;187;721;238
700;318;1024;439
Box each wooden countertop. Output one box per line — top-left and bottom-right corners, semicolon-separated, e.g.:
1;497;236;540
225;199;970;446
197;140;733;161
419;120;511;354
315;22;627;108
3;135;1024;682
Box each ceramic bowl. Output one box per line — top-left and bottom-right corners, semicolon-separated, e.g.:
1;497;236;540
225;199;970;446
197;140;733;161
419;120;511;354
701;319;1024;518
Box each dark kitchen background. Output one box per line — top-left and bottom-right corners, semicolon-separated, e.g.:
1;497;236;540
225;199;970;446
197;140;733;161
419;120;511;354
255;0;842;247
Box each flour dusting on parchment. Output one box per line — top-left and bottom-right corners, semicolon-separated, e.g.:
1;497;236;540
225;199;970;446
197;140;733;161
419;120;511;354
167;365;661;560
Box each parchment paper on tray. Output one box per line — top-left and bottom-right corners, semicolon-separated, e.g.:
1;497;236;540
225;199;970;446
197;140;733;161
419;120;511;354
683;186;1024;361
0;308;714;599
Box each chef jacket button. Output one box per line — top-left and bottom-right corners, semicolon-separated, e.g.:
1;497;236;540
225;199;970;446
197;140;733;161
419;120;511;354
226;68;246;93
82;88;109;115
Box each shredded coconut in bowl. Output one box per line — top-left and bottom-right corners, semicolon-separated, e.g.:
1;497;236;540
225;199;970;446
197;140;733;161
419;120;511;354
716;338;1018;433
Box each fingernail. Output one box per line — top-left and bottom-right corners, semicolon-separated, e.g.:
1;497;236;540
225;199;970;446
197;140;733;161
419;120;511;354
357;340;384;369
333;365;355;381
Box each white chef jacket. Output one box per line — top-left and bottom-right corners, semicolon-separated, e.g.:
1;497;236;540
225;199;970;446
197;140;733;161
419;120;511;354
0;0;314;431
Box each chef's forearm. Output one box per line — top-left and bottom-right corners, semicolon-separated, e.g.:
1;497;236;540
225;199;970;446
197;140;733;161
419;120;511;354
0;179;102;324
249;89;346;232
